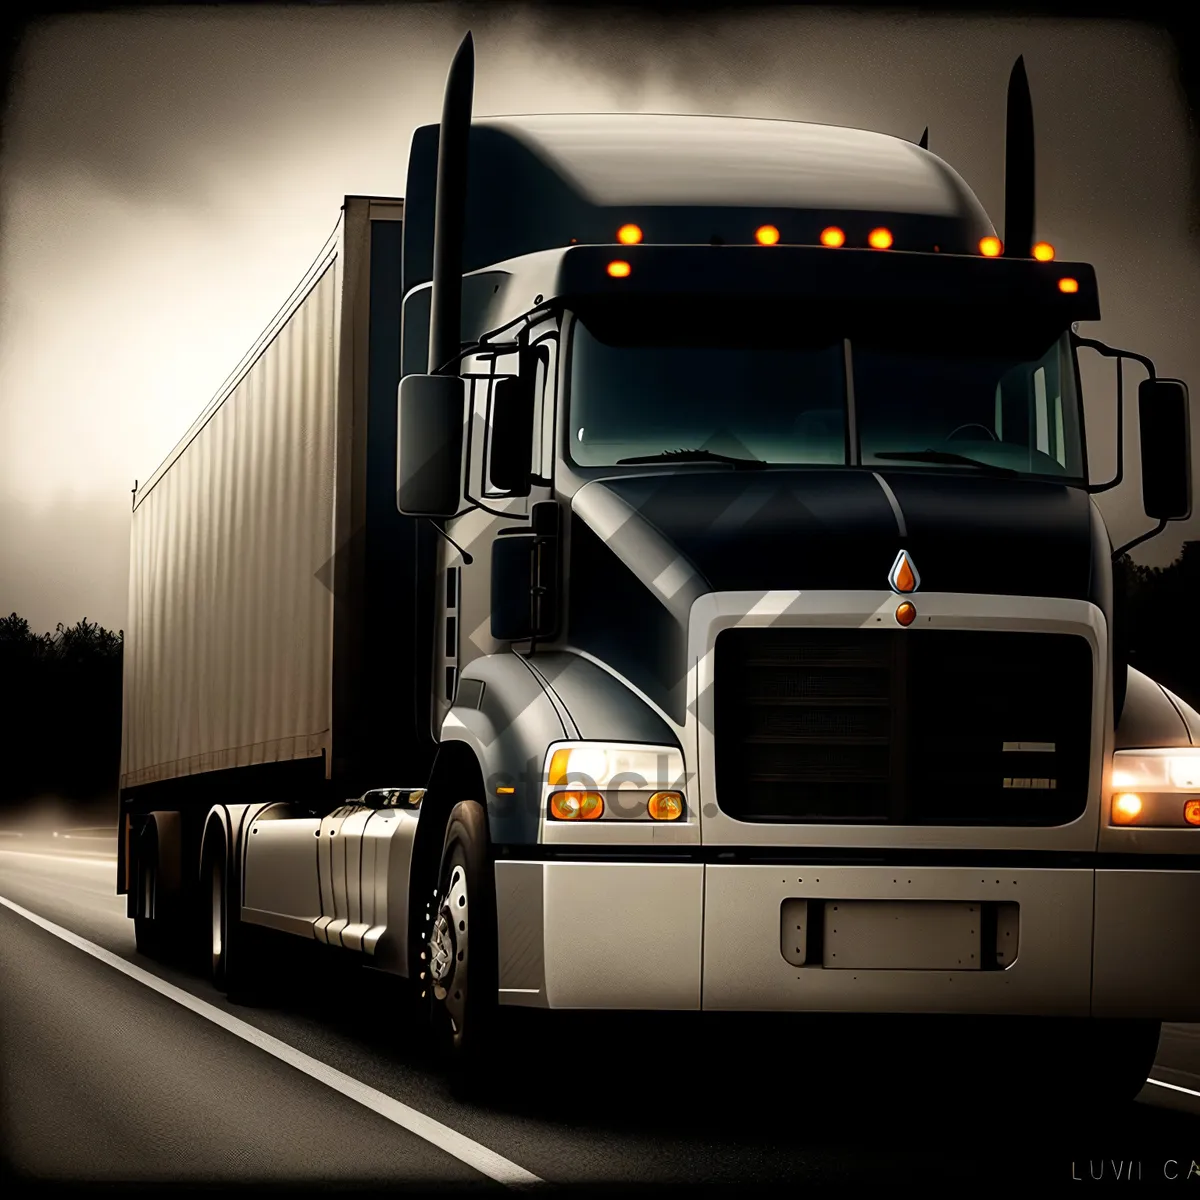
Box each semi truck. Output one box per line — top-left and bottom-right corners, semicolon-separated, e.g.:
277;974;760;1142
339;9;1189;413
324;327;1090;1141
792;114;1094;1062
120;33;1199;1101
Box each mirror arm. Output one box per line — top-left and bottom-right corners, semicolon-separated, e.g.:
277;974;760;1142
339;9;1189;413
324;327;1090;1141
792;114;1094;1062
1075;333;1159;496
433;304;557;375
425;518;474;564
1072;335;1156;379
1087;353;1124;494
1113;518;1168;561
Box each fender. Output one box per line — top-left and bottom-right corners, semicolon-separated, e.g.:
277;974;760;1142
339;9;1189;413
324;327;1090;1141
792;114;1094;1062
441;650;682;845
1115;667;1195;749
200;802;274;915
439;653;569;845
519;651;680;745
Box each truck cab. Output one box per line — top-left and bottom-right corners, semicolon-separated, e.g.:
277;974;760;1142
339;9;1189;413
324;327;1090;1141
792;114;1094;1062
391;41;1197;1088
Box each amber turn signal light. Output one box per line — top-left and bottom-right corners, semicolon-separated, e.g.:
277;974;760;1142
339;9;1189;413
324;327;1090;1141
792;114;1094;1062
550;791;604;820
1058;277;1078;293
607;261;631;278
647;792;684;821
1112;793;1143;824
1185;799;1200;826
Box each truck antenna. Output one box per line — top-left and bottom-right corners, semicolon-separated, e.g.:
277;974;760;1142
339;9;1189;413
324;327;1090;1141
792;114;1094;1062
918;127;928;150
1003;55;1035;258
428;30;474;375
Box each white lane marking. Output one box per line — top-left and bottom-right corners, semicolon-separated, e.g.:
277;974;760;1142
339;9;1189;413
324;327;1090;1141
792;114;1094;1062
0;893;543;1187
1146;1077;1200;1100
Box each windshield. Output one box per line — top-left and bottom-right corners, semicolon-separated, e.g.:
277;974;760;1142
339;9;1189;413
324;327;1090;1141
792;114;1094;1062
564;309;1085;481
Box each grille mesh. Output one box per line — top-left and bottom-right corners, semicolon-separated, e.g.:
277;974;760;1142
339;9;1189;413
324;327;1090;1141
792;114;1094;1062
713;628;1093;825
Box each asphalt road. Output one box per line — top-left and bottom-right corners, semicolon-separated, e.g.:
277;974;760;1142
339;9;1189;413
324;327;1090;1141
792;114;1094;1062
2;828;1199;1189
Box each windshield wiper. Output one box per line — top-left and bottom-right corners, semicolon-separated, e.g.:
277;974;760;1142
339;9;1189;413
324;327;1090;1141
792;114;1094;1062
615;448;767;469
871;449;1018;476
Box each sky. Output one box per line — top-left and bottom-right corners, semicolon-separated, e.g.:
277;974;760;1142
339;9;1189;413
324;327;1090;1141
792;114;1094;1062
0;4;1197;635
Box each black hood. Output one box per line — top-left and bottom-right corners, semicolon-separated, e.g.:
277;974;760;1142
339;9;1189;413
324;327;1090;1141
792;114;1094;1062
573;468;1097;601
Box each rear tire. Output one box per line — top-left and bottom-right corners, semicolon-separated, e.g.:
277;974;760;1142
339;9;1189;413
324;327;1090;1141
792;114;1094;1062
133;824;165;959
203;832;267;1003
421;801;500;1097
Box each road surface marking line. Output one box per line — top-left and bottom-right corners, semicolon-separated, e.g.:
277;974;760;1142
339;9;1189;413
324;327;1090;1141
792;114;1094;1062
1145;1077;1200;1100
0;892;543;1187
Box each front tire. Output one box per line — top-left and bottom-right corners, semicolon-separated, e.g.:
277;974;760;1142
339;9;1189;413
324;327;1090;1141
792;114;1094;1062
996;1017;1162;1110
1070;1019;1162;1106
422;801;499;1094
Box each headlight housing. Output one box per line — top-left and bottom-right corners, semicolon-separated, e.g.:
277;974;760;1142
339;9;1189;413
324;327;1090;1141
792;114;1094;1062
1109;748;1200;827
543;742;687;821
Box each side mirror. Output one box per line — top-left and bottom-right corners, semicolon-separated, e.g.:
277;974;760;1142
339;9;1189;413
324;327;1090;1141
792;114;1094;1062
397;374;466;517
488;374;535;496
1138;378;1191;520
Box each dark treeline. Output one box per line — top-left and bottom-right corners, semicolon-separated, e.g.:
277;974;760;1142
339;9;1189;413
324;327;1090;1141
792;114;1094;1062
0;613;123;813
0;542;1196;813
1115;540;1200;713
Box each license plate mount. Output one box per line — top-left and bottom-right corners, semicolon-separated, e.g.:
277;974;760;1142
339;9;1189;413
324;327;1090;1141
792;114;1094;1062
821;900;981;970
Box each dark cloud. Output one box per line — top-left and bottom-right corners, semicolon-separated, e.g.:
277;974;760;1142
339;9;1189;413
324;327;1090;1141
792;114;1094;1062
0;4;1197;639
0;490;130;635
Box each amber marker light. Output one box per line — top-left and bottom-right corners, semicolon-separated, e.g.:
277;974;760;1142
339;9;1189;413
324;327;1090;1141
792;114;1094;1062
550;791;604;820
1112;793;1143;824
1058;277;1079;293
755;225;780;246
868;227;893;250
647;792;684;821
607;260;631;278
617;223;643;245
1185;799;1200;826
1032;242;1055;262
979;236;1002;257
895;602;916;626
820;226;846;248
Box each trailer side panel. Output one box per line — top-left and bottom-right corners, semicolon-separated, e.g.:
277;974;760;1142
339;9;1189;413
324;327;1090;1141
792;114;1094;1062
121;238;343;789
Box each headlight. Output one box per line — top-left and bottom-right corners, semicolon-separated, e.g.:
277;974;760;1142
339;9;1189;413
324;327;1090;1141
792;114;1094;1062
1109;749;1200;827
544;742;687;821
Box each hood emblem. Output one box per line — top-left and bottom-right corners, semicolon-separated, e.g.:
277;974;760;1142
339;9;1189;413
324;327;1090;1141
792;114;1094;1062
888;549;920;594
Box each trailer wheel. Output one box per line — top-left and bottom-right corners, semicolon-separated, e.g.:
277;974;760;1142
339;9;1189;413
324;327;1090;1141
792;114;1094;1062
133;824;165;959
422;801;499;1093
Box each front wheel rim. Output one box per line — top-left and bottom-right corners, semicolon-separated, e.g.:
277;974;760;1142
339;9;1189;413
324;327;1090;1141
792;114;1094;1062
427;864;469;1035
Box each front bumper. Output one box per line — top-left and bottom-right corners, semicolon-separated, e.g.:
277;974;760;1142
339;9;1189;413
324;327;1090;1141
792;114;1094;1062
494;859;1200;1020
